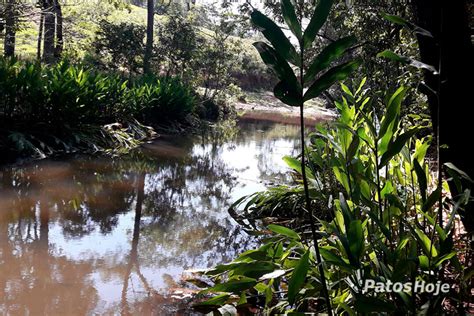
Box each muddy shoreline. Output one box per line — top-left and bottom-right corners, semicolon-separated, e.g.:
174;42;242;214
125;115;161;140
235;91;336;125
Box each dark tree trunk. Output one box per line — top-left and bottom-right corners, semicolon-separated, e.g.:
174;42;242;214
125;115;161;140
37;11;45;60
144;0;154;74
411;0;474;234
42;0;56;63
4;0;16;57
54;0;63;58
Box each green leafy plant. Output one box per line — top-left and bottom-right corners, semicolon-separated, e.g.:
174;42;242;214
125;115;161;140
0;57;197;161
196;78;470;314
194;0;361;314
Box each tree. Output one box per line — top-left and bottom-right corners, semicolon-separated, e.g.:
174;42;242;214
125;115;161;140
41;0;56;62
156;13;197;77
36;0;63;62
143;0;154;74
53;0;63;57
3;0;18;57
194;5;242;101
37;10;44;60
93;21;146;75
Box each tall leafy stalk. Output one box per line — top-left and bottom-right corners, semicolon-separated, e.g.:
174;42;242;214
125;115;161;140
249;0;360;313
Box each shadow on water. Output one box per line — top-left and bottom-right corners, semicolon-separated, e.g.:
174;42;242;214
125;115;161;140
0;120;300;315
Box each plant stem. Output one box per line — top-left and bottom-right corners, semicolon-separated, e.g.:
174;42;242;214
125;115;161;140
299;105;332;315
299;40;332;316
373;143;383;222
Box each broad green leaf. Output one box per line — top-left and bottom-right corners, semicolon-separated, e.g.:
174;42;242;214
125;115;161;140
206;277;257;294
414;227;438;257
282;155;315;179
347;220;364;261
377;50;438;74
281;0;302;40
418;255;430;270
265;279;274;305
382;14;433;38
413;138;431;164
355;77;367;96
413;159;427;202
268;224;300;240
346;132;360;161
238;292;247;305
253;42;299;87
254;282;267;293
251;10;300;66
379;128;421;166
304;36;357;84
238;249;270;261
232;261;278;279
194;293;230;306
206;263;240;276
338;193;354;229
395;236;410;254
288;250;310;305
304;59;362;101
422;187;441;213
320;248;354;272
380;180;394;199
259;269;286;280
434;251;457;267
193;293;231;313
303;0;334;48
274;80;301;106
360;179;371;200
378;86;405;139
341;82;353;99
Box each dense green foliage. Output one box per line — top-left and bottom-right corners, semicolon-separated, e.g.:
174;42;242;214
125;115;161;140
193;1;472;314
196;82;471;315
93;20;146;75
0;57;196;161
129;75;196;122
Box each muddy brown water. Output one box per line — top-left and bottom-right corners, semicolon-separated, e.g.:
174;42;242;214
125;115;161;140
0;120;301;315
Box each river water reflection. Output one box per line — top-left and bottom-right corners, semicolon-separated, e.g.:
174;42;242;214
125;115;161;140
0;120;300;315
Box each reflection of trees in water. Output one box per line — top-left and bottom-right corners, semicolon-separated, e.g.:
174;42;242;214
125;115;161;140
0;121;298;313
228;121;300;184
0;158;138;239
135;139;255;269
0;203;98;314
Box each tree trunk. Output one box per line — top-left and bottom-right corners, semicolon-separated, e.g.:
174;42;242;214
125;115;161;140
54;0;63;58
42;0;56;63
411;0;474;233
37;11;45;60
144;0;154;74
4;0;16;57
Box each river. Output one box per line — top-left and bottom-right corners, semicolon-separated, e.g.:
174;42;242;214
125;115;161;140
0;120;300;315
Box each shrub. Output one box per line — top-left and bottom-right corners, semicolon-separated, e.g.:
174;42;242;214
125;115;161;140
128;75;196;124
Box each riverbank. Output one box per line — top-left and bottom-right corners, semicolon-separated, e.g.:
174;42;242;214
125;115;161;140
236;90;336;125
